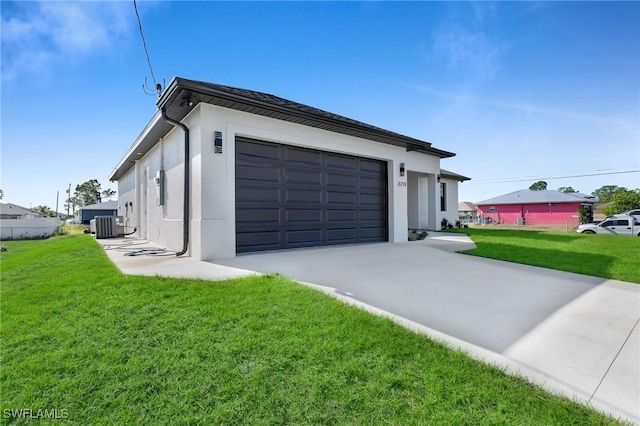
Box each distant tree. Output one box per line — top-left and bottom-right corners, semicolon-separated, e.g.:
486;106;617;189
0;189;3;199
558;186;578;193
36;205;56;217
75;179;103;206
591;185;624;204
602;189;640;216
64;196;82;217
577;205;592;224
529;181;548;191
102;188;116;200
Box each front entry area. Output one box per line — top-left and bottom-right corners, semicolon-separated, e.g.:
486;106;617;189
407;171;437;231
235;137;388;253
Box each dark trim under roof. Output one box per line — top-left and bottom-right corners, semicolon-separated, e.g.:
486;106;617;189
110;77;456;180
440;169;471;182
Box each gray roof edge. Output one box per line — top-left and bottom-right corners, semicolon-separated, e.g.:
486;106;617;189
109;110;165;181
477;189;597;205
440;168;471;181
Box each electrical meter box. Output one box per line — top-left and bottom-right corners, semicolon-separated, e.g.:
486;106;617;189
154;170;165;206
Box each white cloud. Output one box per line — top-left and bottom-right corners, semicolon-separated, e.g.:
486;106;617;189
1;1;132;82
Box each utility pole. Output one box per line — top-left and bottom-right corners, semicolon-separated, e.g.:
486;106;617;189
66;183;71;218
56;190;59;217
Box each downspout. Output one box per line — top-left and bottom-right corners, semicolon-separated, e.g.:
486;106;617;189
161;107;190;256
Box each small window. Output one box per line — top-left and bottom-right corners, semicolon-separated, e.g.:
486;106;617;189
614;219;629;226
488;206;496;213
440;182;447;211
601;220;613;227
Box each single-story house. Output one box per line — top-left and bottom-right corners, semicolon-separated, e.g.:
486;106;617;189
458;201;477;223
0;203;42;219
79;200;118;224
477;190;596;226
109;77;469;260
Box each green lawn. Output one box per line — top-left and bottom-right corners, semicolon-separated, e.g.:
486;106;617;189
452;228;640;283
1;236;624;424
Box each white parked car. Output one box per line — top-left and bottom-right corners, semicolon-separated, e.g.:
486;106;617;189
577;214;640;236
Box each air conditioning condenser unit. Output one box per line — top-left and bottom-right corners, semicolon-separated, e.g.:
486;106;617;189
95;216;118;239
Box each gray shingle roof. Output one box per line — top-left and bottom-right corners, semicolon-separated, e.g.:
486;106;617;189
111;77;458;181
477;190;596;205
0;203;41;217
161;78;456;157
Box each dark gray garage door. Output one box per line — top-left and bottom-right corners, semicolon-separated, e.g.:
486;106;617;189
236;137;388;253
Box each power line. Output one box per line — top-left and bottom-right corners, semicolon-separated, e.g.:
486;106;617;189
466;169;640;185
133;0;159;93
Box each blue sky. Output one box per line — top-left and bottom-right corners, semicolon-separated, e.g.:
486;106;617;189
2;1;639;212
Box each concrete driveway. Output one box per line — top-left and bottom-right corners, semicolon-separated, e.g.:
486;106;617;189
101;234;640;424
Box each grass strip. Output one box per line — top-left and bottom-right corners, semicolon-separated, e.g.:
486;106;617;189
451;228;640;283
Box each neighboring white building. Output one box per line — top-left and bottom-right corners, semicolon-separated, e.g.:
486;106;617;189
109;77;470;260
0;203;42;219
0;203;59;240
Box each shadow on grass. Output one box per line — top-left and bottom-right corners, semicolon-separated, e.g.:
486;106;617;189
459;242;617;281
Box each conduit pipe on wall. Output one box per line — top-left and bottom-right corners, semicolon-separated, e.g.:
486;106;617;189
161;107;190;256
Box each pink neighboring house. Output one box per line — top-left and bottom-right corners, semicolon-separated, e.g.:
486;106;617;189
476;189;596;226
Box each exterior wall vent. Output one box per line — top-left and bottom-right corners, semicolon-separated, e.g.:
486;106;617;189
214;131;223;154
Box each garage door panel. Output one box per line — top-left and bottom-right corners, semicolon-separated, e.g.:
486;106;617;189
360;209;384;221
360;193;385;205
326;172;357;188
360;176;384;190
236;208;280;224
326;154;357;170
327;191;357;204
236;137;387;253
236;164;280;182
236;231;281;250
285;147;323;165
285;188;323;204
237;140;280;160
327;210;357;222
360;159;385;173
285;168;323;185
286;229;323;244
236;186;281;203
360;227;386;239
327;228;358;242
286;209;323;222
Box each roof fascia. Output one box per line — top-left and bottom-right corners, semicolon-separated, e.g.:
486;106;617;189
109;109;164;181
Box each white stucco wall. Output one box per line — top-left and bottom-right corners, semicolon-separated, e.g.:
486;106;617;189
0;218;60;240
118;102;458;260
117;125;189;253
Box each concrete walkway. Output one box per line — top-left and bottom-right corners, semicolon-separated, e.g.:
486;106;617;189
99;235;639;424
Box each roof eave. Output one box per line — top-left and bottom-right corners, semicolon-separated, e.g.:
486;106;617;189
159;77;454;156
112;77;458;180
109;110;170;181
